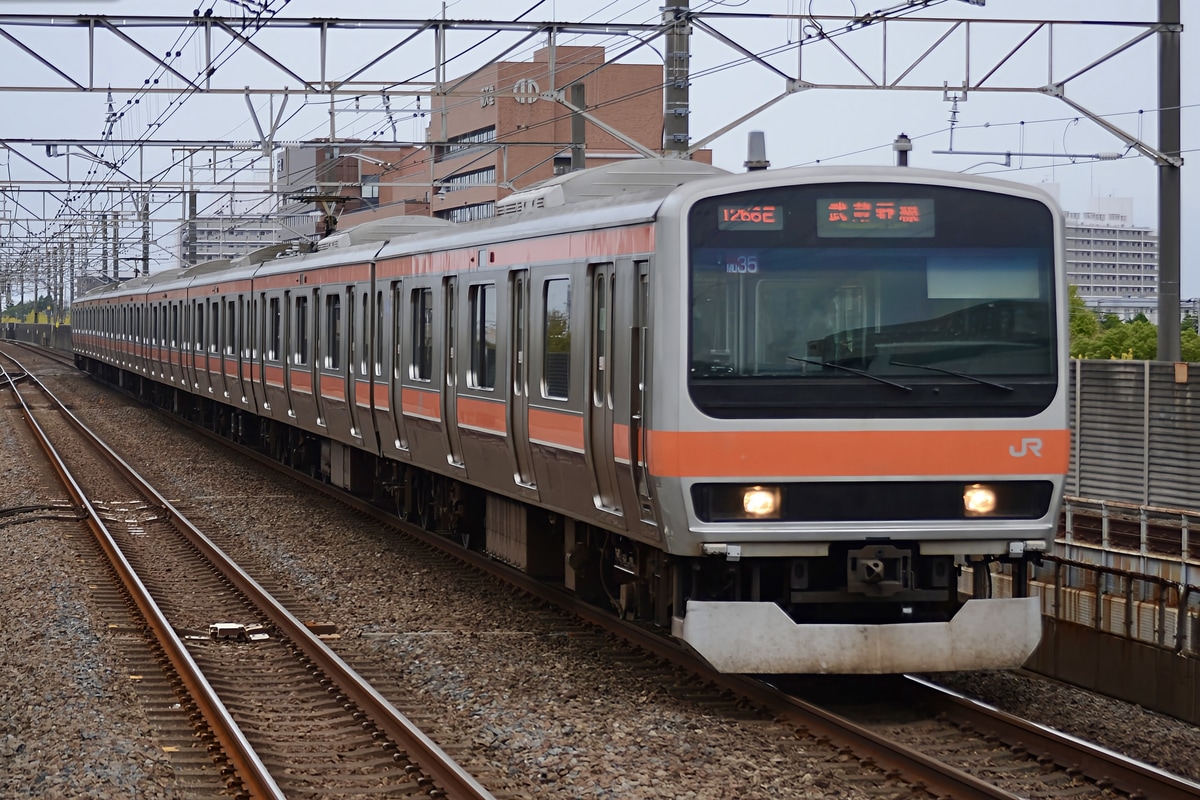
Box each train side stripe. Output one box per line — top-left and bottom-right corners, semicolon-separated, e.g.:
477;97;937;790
373;383;389;412
320;374;345;402
378;225;654;277
402;386;441;421
528;407;584;452
457;395;506;436
646;429;1071;478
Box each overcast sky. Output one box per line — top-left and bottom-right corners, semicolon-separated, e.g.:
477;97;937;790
1;0;1195;294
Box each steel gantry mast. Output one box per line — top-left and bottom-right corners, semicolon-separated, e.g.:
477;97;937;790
0;6;1183;357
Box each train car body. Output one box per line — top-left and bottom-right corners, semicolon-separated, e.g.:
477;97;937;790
75;159;1069;674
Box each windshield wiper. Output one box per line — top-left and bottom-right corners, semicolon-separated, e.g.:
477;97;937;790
788;357;912;392
889;360;1013;391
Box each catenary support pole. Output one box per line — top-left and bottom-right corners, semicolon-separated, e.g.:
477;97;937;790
1156;0;1182;362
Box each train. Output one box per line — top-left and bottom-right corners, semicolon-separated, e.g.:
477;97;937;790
73;158;1069;674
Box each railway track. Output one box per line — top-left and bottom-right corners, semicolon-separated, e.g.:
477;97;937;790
156;379;1200;800
782;674;1200;800
0;350;494;800
8;343;1200;799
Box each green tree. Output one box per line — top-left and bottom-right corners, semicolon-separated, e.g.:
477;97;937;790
1067;285;1099;357
1075;317;1157;360
1182;327;1200;362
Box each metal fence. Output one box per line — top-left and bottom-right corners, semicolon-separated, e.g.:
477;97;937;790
1069;359;1200;509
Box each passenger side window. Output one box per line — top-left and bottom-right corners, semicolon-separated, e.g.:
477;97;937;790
543;278;570;400
295;295;309;366
268;297;281;361
469;283;496;390
411;288;433;381
325;294;341;369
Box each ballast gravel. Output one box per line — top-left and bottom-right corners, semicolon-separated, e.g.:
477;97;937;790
3;353;1200;798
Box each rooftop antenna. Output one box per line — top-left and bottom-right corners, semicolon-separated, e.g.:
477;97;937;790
744;130;769;171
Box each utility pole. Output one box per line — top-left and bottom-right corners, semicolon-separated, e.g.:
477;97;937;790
68;237;75;310
100;212;108;280
141;194;150;276
188;191;198;266
570;83;586;171
663;0;690;157
1157;0;1182;362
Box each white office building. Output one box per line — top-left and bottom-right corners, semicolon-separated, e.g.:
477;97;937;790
1059;196;1163;321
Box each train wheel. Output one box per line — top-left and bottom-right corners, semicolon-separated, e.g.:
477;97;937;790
415;473;436;531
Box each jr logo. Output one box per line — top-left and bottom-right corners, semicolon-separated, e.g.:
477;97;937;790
1009;437;1043;458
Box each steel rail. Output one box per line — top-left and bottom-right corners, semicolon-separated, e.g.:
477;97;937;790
186;420;1021;800
79;357;1197;800
0;356;286;800
908;675;1200;800
3;354;495;800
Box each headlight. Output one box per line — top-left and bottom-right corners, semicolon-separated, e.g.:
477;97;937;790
963;484;998;516
743;486;781;518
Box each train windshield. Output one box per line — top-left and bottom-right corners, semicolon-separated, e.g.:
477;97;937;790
687;182;1058;418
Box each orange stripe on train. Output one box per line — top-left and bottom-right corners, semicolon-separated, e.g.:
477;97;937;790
457;395;506;435
646;429;1070;479
528;407;584;451
402;386;441;420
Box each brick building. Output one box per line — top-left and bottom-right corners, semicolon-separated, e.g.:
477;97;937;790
281;44;706;231
425;44;707;222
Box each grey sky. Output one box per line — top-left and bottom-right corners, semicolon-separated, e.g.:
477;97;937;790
0;0;1194;294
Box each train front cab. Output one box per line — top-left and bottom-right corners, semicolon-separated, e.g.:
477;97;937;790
655;167;1069;674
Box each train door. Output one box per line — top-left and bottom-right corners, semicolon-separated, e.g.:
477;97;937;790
388;281;409;450
210;299;221;394
282;290;296;414
344;286;362;439
630;261;656;523
231;297;246;403
313;288;326;426
442;276;464;467
587;263;622;514
256;294;270;410
241;295;256;408
508;270;536;488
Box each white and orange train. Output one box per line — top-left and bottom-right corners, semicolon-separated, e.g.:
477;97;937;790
74;160;1069;673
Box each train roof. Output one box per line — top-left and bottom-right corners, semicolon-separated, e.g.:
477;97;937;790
78;161;1060;303
494;158;728;216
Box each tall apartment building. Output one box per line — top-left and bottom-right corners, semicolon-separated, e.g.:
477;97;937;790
1064;197;1159;307
177;198;285;266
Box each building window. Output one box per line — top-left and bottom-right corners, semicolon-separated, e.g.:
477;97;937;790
438;202;496;223
361;174;380;208
440;167;496;192
436;126;496;162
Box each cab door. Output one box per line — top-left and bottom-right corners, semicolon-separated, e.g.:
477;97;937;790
587;263;621;514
